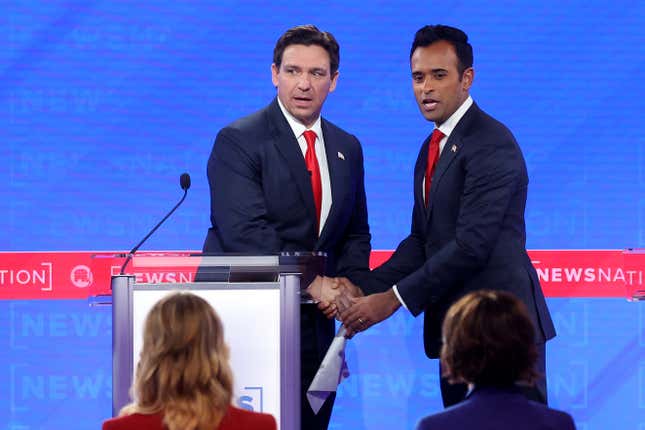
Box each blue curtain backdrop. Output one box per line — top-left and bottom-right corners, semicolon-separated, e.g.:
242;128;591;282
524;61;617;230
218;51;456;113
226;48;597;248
1;1;644;429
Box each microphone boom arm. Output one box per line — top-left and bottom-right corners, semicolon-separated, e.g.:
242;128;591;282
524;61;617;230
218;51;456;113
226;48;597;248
119;188;188;275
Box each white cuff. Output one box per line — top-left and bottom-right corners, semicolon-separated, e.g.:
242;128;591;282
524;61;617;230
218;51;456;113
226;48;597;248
392;285;410;312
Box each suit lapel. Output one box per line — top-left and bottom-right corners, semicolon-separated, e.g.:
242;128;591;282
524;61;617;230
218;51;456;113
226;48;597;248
426;136;461;215
414;136;430;218
266;99;318;225
317;119;348;245
426;103;479;217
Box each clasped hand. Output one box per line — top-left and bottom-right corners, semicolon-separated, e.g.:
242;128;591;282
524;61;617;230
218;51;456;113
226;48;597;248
307;277;401;339
306;276;363;319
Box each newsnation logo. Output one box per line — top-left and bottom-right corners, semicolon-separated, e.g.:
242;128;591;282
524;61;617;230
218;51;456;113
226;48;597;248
0;250;643;300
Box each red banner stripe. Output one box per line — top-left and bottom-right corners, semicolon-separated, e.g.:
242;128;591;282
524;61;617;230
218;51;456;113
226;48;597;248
0;250;643;300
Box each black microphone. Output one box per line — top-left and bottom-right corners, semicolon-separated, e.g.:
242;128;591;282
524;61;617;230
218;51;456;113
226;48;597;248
119;173;191;275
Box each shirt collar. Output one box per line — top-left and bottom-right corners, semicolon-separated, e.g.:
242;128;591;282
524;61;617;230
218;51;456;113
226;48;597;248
277;96;323;140
436;95;473;138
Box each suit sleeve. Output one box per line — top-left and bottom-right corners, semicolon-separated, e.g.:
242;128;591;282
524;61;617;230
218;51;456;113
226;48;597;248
362;204;427;295
334;138;372;285
205;127;282;252
361;147;428;295
397;136;524;315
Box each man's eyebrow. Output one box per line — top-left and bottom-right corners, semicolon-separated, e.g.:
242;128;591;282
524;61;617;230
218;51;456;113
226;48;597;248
412;67;448;73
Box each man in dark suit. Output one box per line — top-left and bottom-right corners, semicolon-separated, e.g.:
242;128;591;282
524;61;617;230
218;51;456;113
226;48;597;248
338;24;556;407
202;25;370;430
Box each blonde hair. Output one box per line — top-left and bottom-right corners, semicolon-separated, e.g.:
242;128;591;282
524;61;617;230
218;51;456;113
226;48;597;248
120;292;234;430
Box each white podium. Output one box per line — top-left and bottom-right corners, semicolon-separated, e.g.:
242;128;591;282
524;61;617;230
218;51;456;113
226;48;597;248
107;253;325;430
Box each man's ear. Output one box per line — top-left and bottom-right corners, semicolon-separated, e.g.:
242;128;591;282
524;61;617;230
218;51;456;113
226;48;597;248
329;70;340;92
461;67;474;91
271;63;279;87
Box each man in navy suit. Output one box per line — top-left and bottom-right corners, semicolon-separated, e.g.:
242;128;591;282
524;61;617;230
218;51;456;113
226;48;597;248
416;290;575;430
202;25;370;430
339;24;556;407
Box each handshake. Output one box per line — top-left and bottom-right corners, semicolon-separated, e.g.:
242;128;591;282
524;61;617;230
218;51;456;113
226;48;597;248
306;276;401;338
306;276;363;319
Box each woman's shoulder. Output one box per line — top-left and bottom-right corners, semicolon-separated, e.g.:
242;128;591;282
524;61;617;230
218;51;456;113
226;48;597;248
103;406;277;430
102;412;163;430
220;405;277;430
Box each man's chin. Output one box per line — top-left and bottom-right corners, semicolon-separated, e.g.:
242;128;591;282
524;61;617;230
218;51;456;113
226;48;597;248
292;110;317;127
421;112;439;123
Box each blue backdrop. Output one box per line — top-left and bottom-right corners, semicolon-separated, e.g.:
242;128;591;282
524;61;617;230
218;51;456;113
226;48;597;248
2;1;644;429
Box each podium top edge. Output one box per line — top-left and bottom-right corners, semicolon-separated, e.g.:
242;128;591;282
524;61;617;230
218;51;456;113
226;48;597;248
131;255;280;267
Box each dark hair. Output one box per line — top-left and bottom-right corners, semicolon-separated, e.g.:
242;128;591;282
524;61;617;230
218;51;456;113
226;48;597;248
273;24;340;75
410;25;473;75
441;290;538;387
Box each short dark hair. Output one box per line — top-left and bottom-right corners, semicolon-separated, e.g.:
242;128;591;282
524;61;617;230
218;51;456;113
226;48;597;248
273;24;340;75
441;290;538;387
410;25;473;75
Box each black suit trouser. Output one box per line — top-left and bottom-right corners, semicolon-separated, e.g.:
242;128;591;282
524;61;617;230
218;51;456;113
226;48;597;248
300;304;335;430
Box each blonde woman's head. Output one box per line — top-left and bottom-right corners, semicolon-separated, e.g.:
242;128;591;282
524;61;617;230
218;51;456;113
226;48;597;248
122;292;233;430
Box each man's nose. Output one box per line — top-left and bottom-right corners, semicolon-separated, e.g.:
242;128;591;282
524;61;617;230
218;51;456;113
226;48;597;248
422;78;434;93
297;74;312;90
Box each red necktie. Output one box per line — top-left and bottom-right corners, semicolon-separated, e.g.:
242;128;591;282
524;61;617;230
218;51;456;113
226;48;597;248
425;128;445;207
303;130;322;231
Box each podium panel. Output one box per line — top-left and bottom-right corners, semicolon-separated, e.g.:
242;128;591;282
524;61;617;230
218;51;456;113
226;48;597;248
131;285;281;422
108;254;322;430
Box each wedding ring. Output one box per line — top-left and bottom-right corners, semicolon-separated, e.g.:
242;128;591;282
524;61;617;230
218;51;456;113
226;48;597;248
358;318;364;325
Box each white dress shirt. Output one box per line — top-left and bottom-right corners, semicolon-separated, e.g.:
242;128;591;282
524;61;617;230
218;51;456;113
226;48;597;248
277;97;332;235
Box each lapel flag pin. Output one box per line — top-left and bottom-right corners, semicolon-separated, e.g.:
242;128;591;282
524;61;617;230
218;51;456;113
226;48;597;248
337;151;345;160
451;144;457;153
